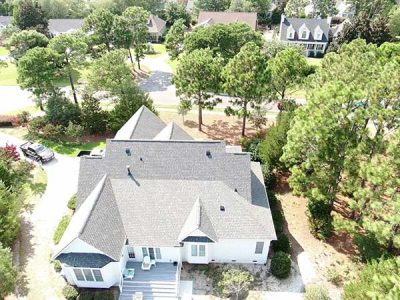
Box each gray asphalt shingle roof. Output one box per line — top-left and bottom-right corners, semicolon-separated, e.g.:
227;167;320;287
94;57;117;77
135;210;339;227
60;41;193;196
69;107;275;259
197;11;257;30
57;253;115;268
147;15;166;34
48;18;83;34
280;16;330;43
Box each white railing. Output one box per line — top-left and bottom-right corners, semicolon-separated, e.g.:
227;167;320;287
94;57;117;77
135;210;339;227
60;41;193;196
119;272;124;292
175;261;182;296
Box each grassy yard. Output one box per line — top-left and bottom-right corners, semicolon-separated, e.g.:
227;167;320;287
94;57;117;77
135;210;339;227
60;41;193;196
0;46;9;56
0;62;18;85
307;57;323;66
144;43;166;58
0;126;107;156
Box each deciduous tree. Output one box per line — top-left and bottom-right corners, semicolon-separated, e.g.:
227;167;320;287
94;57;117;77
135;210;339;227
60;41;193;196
80;92;108;134
163;2;191;27
389;5;400;38
184;22;263;60
193;0;231;14
173;48;223;131
111;15;134;64
222;42;270;136
12;0;49;34
218;268;254;300
83;9;115;51
284;0;308;17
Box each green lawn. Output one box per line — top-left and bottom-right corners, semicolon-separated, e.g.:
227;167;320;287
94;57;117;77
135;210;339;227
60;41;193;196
0;62;18;85
306;57;323;66
0;46;9;56
143;43;167;58
0;62;91;86
168;59;178;73
0;126;106;157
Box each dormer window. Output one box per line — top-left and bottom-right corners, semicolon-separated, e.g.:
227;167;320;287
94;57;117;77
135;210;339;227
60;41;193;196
299;24;309;40
314;25;323;41
287;25;295;39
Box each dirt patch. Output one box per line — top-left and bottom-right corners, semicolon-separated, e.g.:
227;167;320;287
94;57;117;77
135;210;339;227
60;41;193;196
275;178;357;300
181;262;303;296
159;110;275;145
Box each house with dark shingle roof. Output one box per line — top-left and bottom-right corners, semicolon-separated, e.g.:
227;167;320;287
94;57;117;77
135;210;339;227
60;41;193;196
196;11;258;30
53;106;276;299
279;14;331;57
147;14;166;42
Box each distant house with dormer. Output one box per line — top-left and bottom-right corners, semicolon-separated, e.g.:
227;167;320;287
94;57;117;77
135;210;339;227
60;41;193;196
147;14;166;42
279;14;331;57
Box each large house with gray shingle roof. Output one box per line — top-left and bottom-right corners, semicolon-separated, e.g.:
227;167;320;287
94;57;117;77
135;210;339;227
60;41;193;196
279;14;331;57
53;106;276;298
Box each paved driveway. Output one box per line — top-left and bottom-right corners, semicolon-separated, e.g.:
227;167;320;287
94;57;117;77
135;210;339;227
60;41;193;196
1;133;79;300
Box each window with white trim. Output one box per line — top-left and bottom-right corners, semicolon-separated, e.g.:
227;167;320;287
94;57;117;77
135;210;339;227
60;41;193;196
142;247;148;257
255;242;264;254
92;269;104;282
316;44;324;50
73;268;104;282
191;245;206;257
301;30;307;39
155;248;162;259
127;246;135;258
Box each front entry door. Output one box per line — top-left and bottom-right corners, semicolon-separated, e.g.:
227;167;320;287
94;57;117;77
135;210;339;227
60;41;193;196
148;247;155;259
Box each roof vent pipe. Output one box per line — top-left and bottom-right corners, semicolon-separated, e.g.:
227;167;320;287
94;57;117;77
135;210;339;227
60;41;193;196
126;165;132;176
220;205;225;212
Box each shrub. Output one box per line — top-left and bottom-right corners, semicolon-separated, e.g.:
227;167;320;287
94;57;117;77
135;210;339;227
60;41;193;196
217;268;254;299
0;144;20;161
62;285;78;300
145;43;156;54
67;194;77;211
272;233;291;253
17;111;31;126
307;196;333;240
41;124;64;141
0;115;19;127
270;251;291;279
353;234;386;262
94;290;114;300
267;190;279;208
326;267;343;286
81;93;108;134
66;122;84;144
28;116;47;136
272;209;284;233
53;260;62;272
53;215;71;244
78;291;94;300
304;285;331;300
46;91;81;127
262;163;277;189
240;137;262;162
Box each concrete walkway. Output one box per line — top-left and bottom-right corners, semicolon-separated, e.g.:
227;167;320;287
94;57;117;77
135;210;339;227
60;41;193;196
1;133;80;300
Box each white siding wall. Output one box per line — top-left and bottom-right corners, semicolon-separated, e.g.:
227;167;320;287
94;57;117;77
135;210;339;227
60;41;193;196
63;261;120;288
127;246;181;263
182;239;271;264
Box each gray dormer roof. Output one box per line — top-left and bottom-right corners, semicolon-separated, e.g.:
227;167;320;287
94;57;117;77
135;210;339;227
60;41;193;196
280;15;330;43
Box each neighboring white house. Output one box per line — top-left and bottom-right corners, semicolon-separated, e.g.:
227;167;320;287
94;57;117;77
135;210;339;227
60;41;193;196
279;14;331;56
53;106;276;299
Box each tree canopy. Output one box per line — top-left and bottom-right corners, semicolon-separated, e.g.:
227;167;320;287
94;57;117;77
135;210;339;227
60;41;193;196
281;40;400;245
223;42;270;136
268;48;310;101
83;9;115;51
0;243;17;299
6;30;49;61
184;22;263;60
163;2;191;27
165;18;187;59
12;0;49;34
174;48;223;131
193;0;231;14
